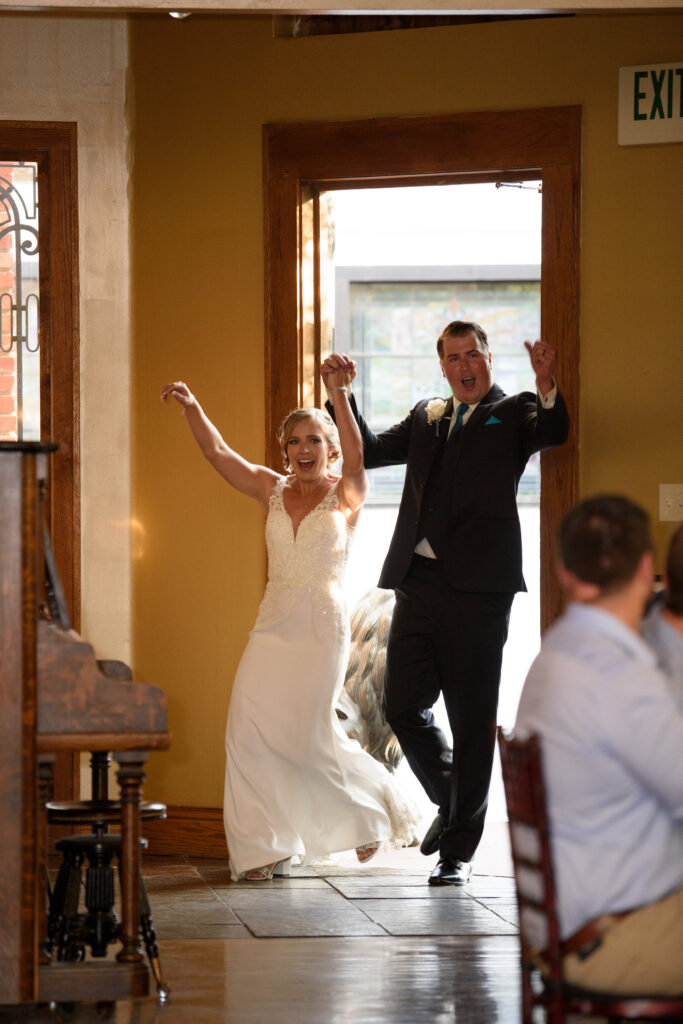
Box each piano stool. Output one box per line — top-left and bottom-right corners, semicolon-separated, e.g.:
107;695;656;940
46;800;170;1002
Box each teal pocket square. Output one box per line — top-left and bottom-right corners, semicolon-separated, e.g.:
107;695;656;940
485;416;501;425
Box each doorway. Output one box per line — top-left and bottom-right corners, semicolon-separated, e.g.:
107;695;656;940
263;106;579;630
326;181;544;827
263;106;579;869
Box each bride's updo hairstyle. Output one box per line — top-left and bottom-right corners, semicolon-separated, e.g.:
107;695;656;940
277;408;341;471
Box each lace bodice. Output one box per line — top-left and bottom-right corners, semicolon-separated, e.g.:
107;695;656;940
264;476;352;593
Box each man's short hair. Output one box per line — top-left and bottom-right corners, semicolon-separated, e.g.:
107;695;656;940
665;523;683;616
437;320;489;359
558;495;653;595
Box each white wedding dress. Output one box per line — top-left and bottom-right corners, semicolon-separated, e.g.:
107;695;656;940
223;476;415;880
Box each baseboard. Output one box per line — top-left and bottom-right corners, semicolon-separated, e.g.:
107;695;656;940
141;805;228;859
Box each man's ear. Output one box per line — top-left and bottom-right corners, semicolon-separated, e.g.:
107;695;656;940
636;549;655;590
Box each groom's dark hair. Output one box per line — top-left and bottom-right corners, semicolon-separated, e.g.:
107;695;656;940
437;320;489;358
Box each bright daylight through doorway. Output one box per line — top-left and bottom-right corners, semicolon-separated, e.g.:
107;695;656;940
327;181;543;847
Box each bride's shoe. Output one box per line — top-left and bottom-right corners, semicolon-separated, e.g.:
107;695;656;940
356;842;380;864
242;858;292;881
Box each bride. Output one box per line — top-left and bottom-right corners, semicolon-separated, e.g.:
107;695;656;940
161;365;414;881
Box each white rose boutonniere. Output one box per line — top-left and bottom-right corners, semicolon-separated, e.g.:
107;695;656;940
426;398;449;426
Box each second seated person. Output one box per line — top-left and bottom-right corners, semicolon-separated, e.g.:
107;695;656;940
161;370;416;881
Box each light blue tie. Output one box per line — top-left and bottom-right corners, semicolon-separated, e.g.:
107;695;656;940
449;403;469;440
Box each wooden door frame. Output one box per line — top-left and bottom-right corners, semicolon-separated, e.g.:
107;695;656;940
263;106;580;628
0;121;80;629
1;122;80;800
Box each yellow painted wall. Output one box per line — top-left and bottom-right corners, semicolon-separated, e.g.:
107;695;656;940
131;13;683;807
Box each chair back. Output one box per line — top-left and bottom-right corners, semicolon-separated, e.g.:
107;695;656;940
497;727;564;982
498;726;683;1022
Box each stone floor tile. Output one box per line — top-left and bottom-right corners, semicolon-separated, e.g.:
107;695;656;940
151;902;241;925
328;878;471;899
144;875;209;895
467;875;517;897
356;897;519;936
212;875;331;895
473;897;519;925
223;891;388;937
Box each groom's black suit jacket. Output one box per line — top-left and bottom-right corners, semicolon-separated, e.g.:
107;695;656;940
331;384;569;594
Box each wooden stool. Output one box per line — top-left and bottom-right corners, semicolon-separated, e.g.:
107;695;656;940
46;798;169;1001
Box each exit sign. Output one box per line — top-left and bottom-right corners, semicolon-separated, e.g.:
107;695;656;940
619;62;683;145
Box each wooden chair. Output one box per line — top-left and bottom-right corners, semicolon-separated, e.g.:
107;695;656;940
497;727;683;1023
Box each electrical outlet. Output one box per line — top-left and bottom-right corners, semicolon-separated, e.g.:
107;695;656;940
659;484;683;522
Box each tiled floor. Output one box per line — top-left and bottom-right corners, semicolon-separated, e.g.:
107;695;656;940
145;845;519;944
136;833;521;1023
19;827;525;1023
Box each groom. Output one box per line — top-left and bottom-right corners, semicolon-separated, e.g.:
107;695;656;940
324;321;569;885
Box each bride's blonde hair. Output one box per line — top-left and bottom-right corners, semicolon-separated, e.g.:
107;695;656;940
277;408;341;471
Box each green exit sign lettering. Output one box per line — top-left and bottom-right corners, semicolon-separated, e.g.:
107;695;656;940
619;62;683;145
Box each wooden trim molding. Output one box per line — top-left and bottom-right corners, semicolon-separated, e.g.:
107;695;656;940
263;106;580;630
141;805;229;860
0;121;80;630
1;122;80;800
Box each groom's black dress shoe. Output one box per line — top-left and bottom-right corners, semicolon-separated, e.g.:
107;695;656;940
428;857;472;886
420;812;446;856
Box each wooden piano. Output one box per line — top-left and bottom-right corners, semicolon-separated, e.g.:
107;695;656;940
0;441;171;1008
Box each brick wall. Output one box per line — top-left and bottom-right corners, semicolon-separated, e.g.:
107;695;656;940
1;165;26;440
0;229;17;440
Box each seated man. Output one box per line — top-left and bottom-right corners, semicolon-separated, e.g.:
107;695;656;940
515;495;683;996
642;522;683;703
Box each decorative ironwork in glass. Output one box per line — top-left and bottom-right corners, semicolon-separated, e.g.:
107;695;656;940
0;162;40;441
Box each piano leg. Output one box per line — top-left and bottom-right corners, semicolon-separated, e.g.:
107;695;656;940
37;753;56;965
114;752;146;965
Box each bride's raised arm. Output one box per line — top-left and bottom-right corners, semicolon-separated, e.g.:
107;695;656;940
323;358;368;514
161;381;278;509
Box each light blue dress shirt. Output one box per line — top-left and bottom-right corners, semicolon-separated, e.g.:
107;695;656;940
515;602;683;939
642;601;683;708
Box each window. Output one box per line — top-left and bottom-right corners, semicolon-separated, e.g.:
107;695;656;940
0;161;40;441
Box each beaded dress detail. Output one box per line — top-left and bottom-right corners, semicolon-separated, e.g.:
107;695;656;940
224;476;415;880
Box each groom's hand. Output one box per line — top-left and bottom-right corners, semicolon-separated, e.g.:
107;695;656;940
524;339;556;396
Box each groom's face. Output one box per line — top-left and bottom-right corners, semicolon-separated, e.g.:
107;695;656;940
440;331;493;406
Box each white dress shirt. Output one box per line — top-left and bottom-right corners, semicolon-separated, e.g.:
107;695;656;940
515;602;683;939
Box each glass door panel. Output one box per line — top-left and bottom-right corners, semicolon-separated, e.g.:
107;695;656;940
0;161;40;441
